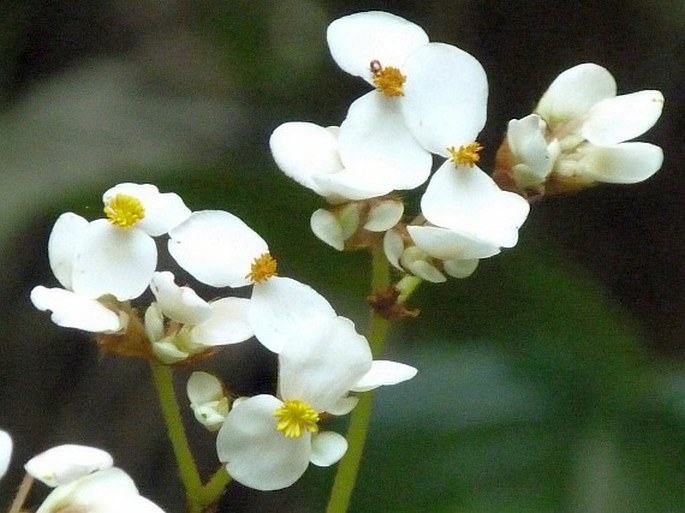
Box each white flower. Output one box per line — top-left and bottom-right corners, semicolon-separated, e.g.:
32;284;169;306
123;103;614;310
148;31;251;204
25;444;113;487
35;467;165;513
418;160;530;257
0;430;12;480
500;63;664;193
187;371;229;431
327;11;488;173
146;271;253;363
216;315;416;491
31;183;191;332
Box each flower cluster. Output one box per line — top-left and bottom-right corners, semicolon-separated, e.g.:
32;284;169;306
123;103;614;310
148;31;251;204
270;11;530;284
494;63;664;198
30;182;417;492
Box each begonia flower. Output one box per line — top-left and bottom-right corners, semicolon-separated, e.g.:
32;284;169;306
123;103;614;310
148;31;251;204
31;183;191;333
215;315;416;491
0;430;11;480
496;63;664;195
327;10;488;171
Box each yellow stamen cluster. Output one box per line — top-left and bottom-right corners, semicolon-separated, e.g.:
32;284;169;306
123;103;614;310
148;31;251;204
370;59;406;97
104;194;145;229
447;142;484;167
274;399;319;438
246;252;278;283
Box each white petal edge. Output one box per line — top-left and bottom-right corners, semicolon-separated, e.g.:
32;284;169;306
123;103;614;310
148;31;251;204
309;431;348;467
350;360;418;392
365;200;404;232
191;297;254;346
187;371;224;406
248;276;336;353
270;122;343;198
443;258;479;279
401;42;488;156
407;225;501;260
327;11;428;83
578;141;664;184
150;271;211;325
310;209;345;251
168;210;268;288
581;90;664;146
536;63;617;125
31;286;126;333
47;213;89;291
0;430;12;480
25;445;113;487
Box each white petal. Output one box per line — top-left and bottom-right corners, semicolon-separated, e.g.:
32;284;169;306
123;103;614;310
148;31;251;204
30;286;125;333
327;11;428;84
443;258;479;279
407;225;501;260
270;122;343;198
168;210;269;288
536;63;617;125
149;271;211;325
0;430;12;480
248;276;336;353
506;114;555;185
577;142;664;184
217;395;311;491
35;468;140;513
103;183;191;237
350;360;418;392
581;90;664;145
151;339;190;365
279;316;372;412
327;396;359;416
26;445;113;487
144;303;165;341
383;228;405;271
191;297;254;346
404;258;446;283
364;199;404;232
421;162;530;248
71;219;156;301
309;431;348;467
401;42;488;156
47;213;89;290
310;208;345;251
338;92;432;191
187;371;223;406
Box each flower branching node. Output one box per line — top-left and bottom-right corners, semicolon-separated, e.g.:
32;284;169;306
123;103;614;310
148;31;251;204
370;60;406;97
447;142;483;167
103;194;145;229
274;399;319;438
368;286;420;320
246;253;278;283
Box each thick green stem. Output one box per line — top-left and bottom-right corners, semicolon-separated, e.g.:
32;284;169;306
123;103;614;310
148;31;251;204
149;360;204;512
326;244;391;513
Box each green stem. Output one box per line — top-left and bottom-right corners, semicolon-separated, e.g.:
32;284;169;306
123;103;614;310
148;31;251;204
149;360;203;512
200;466;232;507
326;244;391;513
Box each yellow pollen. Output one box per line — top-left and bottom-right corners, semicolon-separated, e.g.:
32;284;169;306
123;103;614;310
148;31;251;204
246;252;278;283
447;142;484;167
274;399;319;438
370;60;406;97
103;194;145;229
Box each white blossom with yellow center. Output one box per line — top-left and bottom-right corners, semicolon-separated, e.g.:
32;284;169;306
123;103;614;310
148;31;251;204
216;313;417;491
327;10;488;177
506;63;664;190
30;183;191;333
